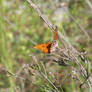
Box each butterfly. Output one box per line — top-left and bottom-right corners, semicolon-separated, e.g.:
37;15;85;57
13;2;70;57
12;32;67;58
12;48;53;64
33;26;58;53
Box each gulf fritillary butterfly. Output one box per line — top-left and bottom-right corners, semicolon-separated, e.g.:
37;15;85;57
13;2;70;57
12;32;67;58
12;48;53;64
33;26;58;53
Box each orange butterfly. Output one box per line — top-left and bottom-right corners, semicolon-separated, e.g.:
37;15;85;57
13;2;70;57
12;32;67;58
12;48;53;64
33;26;58;53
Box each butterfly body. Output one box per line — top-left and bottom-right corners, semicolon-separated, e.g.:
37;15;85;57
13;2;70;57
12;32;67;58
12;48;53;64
50;40;58;52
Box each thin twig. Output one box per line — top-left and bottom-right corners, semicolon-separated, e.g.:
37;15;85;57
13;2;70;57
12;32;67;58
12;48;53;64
3;68;25;80
41;72;60;92
68;13;91;41
85;0;92;11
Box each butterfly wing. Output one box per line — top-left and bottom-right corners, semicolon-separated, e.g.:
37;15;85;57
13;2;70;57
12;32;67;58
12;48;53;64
33;42;52;53
54;26;58;40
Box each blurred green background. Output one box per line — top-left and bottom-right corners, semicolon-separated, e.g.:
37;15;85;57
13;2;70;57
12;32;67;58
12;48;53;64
0;0;92;92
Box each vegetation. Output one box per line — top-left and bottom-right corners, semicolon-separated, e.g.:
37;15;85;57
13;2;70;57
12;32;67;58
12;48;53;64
0;0;92;92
